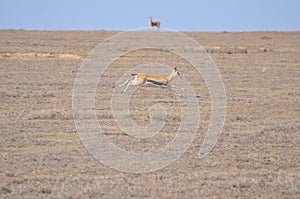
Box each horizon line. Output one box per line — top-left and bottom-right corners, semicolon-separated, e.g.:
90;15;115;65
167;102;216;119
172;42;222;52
0;28;299;33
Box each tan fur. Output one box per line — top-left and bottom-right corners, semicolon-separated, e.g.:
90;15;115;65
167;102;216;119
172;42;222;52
120;68;180;93
135;74;167;85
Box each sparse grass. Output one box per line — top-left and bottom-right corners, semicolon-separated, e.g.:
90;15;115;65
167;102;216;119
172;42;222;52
27;109;72;120
35;131;78;143
9;145;79;154
0;52;82;59
1;30;299;198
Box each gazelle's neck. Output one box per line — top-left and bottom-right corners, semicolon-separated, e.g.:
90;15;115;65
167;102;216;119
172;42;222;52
166;71;177;82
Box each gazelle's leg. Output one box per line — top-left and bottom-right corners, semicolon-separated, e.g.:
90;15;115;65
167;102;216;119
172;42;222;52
119;79;129;88
122;75;138;93
122;80;133;93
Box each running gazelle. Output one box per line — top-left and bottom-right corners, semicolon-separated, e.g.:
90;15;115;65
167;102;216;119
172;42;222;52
119;67;181;93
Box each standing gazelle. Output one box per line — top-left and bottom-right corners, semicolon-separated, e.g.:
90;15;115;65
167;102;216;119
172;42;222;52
119;67;181;93
149;17;161;31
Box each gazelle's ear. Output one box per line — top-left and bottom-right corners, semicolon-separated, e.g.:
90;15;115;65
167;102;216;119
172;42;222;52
174;67;177;71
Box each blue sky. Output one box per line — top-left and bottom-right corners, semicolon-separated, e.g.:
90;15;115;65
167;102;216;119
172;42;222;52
1;0;299;31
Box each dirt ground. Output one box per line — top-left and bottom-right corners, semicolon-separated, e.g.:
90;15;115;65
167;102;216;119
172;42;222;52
0;30;299;198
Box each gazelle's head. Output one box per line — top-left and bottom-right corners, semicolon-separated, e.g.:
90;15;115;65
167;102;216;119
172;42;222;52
173;67;181;77
166;67;181;82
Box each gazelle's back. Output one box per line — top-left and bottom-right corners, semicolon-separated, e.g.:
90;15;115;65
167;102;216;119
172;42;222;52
137;73;168;84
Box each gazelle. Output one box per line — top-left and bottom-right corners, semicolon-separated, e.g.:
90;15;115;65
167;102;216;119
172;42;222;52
149;17;161;31
119;67;181;93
